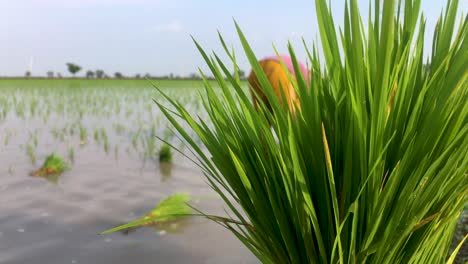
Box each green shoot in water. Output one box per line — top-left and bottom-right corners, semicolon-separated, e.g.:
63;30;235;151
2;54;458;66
26;143;36;165
94;129;100;143
3;132;9;146
159;144;172;163
79;125;87;144
69;147;75;163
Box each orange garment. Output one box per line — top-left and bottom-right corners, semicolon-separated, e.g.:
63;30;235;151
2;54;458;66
248;59;302;114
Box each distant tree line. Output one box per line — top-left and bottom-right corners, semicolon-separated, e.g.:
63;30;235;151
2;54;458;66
33;62;247;80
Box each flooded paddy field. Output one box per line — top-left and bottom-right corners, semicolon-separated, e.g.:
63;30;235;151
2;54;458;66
0;79;257;264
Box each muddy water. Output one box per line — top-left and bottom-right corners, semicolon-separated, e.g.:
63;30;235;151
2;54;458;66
0;80;258;264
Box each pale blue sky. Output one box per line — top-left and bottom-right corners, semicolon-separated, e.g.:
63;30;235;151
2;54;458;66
1;0;466;77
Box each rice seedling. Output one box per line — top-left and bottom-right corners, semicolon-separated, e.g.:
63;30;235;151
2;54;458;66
30;98;38;117
140;136;147;153
31;153;69;177
100;128;108;143
132;131;140;151
158;144;172;163
145;0;467;263
114;145;119;161
51;128;61;140
144;136;156;160
126;146;131;155
45;106;51;118
69;146;75;163
25;143;36;165
79;125;87;145
150;124;156;138
1;108;5;120
57;101;65;115
8;164;15;175
113;123;126;134
60;128;66;142
69;125;75;136
103;139;110;154
31;131;38;147
94;128;100;143
4;131;9;146
98;128;109;154
15;101;25;119
125;108;133;118
91;106;98;116
42;113;49;124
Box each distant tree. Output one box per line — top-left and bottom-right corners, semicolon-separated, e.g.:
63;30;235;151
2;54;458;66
25;71;31;78
232;69;245;80
189;73;200;80
95;70;104;79
47;71;54;78
238;69;245;79
135;74;141;79
169;73;174;79
144;73;151;79
114;72;124;79
86;70;95;78
57;73;63;78
66;63;82;77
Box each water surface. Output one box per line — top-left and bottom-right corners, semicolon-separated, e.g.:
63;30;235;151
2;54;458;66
0;79;257;264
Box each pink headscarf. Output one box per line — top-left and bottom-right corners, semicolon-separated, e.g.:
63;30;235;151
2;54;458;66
263;55;309;81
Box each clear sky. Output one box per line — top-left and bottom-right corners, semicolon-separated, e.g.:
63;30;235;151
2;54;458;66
1;0;467;77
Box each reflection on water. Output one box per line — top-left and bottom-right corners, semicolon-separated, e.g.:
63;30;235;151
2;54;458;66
29;172;61;184
120;217;192;236
159;162;173;182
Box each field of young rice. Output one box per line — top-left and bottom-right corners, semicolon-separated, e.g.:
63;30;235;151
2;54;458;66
0;79;257;264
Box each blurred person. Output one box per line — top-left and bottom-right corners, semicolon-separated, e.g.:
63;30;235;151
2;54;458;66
247;55;309;115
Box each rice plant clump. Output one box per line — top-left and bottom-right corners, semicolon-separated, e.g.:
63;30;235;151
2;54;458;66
159;144;172;163
153;0;467;263
31;153;69;177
